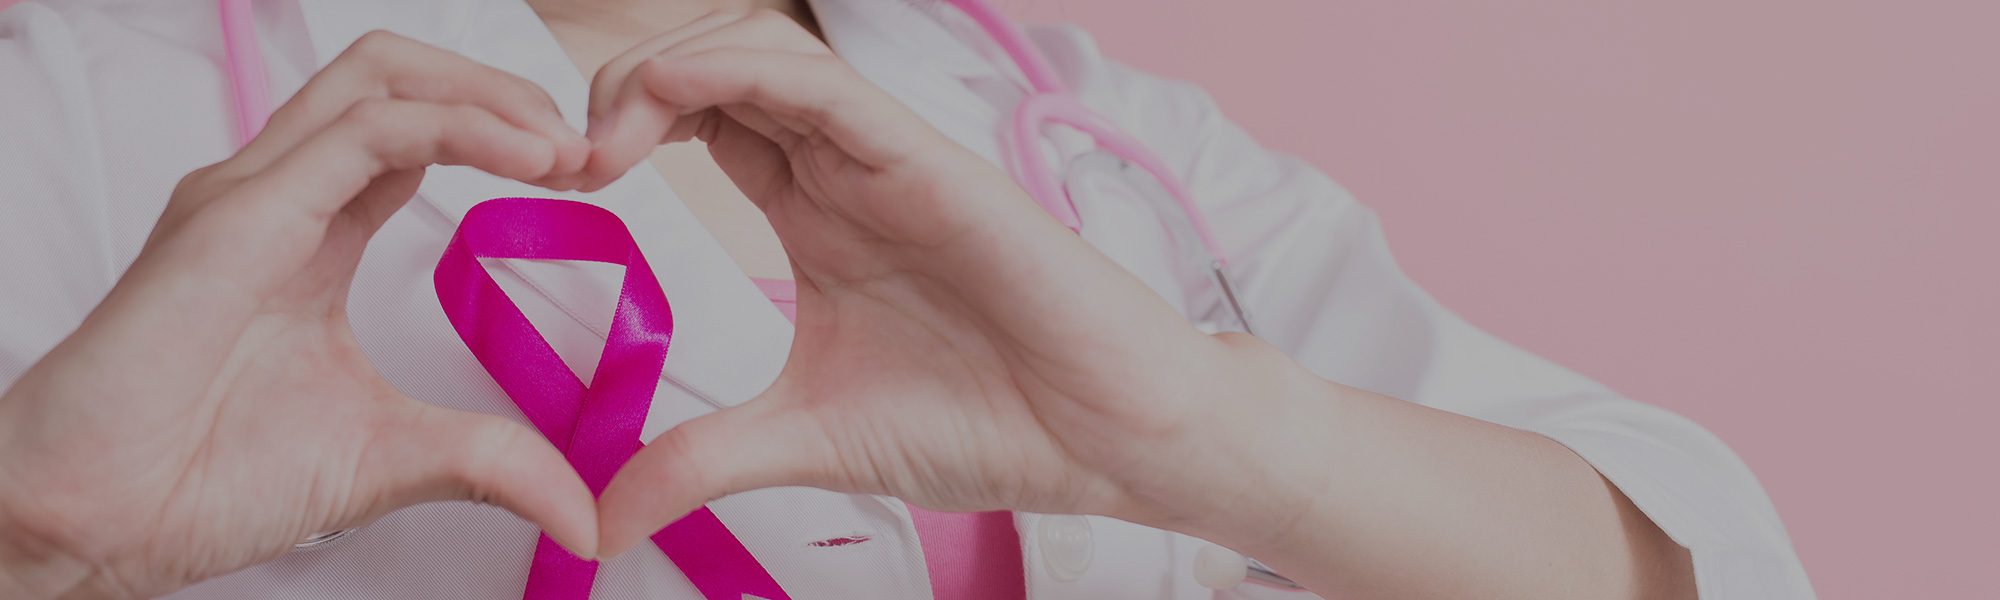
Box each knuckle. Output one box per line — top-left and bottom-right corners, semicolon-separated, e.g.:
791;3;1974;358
450;418;525;498
343;97;403;126
742;8;794;28
443;102;488;123
163;163;248;222
440;105;509;147
172;164;221;196
710;6;758;20
498;82;558;120
337;98;424;155
509;76;556;109
655;425;718;494
335;31;412;82
352;29;404;55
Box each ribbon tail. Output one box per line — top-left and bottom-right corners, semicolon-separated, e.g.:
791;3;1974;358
654;508;793;600
523;534;599;600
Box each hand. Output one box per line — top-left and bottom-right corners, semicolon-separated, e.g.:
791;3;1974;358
0;32;601;600
583;10;1329;559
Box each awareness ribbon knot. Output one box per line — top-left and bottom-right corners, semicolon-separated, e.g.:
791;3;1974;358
434;198;791;600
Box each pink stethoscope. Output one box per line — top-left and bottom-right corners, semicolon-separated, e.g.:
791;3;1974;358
218;0;1256;337
220;0;1292;593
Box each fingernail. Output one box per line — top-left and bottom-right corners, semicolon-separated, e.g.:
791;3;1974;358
585;108;618;148
597;539;633;563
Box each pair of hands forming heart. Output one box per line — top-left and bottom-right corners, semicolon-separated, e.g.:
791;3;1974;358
0;10;1327;600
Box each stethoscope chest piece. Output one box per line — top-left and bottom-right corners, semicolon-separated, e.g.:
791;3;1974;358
1194;542;1306;591
293;527;360;552
1060;151;1256;335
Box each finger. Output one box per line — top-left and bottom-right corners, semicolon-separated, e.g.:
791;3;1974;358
583;9;748;124
589;9;831;126
576;11;748;190
157;98;569;302
595;396;831;559
629;47;944;169
366;400;599;559
700;110;798;209
226;30;587;181
580;10;834;189
113;97;578;398
254;98;570;219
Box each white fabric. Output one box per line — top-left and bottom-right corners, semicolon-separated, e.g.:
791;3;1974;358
0;0;1813;598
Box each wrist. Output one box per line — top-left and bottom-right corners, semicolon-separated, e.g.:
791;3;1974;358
1127;332;1346;556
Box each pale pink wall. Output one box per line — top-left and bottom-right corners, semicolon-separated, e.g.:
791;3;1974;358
994;0;1997;597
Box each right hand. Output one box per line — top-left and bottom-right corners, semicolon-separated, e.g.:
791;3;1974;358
0;32;597;600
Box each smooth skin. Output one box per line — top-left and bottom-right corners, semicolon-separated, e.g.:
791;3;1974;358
0;8;1695;600
0;32;603;599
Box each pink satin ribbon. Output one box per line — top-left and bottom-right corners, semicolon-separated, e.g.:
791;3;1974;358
435;198;791;600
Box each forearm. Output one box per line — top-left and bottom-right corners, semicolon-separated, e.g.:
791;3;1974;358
1182;339;1694;599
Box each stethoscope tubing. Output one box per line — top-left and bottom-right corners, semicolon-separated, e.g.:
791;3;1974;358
216;0;1275;581
219;0;268;147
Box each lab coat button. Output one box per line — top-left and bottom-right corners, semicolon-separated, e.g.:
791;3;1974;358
1036;514;1095;582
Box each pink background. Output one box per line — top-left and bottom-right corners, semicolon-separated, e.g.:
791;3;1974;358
991;0;1996;597
3;0;1989;596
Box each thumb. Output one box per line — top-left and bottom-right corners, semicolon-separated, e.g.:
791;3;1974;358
364;399;599;558
594;395;830;559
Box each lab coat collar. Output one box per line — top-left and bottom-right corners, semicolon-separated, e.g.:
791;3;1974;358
292;0;1022;185
807;0;1016;167
811;0;991;78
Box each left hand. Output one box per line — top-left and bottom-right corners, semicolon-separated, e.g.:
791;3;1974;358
578;9;1333;559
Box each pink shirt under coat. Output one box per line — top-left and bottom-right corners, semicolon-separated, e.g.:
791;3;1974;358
752;278;1026;600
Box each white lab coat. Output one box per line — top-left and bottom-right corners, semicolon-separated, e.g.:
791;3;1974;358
0;0;1814;598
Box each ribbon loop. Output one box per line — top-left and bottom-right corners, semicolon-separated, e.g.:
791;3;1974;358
435;198;791;600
